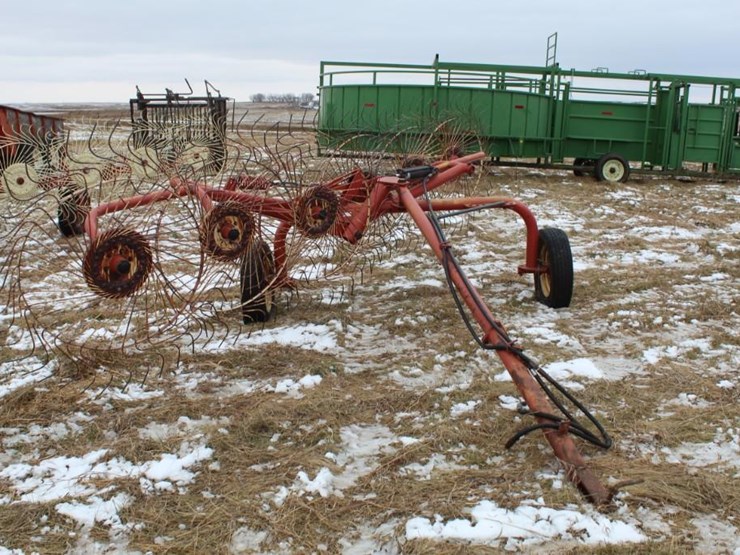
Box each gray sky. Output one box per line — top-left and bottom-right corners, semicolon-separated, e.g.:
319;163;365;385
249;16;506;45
1;0;738;103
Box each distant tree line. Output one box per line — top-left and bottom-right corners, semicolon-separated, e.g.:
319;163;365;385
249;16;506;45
249;93;315;105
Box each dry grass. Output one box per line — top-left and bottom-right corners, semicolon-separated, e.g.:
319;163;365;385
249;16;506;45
1;109;739;553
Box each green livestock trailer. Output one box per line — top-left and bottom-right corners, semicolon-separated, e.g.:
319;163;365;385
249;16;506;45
317;52;740;182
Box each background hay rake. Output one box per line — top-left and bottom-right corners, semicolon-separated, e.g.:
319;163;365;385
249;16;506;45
0;112;473;368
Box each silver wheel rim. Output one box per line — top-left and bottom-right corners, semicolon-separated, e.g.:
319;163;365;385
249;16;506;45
602;159;625;182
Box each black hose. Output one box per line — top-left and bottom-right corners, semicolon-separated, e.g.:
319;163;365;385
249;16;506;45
418;177;612;451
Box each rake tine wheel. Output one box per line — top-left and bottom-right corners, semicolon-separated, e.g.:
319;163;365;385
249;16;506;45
1;101;611;500
0;118;237;383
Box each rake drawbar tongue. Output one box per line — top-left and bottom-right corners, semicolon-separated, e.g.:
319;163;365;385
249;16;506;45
388;157;611;506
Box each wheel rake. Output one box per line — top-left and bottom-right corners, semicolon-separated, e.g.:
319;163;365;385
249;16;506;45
0;117;383;372
0;115;615;506
0;121;243;377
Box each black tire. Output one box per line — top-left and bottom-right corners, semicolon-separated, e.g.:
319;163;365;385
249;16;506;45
595;153;630;183
534;227;573;308
240;239;275;323
58;188;91;237
573;158;594;177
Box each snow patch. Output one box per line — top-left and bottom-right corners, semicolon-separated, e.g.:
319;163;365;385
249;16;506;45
405;499;646;548
272;424;399;505
0;358;56;399
660;428;740;472
450;400;480;417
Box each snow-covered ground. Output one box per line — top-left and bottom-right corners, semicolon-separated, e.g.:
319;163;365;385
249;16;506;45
0;143;738;552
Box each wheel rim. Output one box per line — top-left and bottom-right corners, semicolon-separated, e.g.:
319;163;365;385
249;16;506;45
177;144;211;167
130;147;160;180
2;163;40;200
296;185;339;237
66;153;106;188
538;244;552;298
601;159;625;182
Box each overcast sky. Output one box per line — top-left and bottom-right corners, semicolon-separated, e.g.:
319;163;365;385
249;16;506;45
1;0;738;104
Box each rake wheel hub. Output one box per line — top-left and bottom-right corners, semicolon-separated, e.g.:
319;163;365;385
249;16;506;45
296;185;339;237
83;228;153;298
201;203;256;261
2;163;40;200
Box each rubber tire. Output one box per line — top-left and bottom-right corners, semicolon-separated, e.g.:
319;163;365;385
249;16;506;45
240;239;275;323
573;158;594;177
58;188;90;237
595;153;630;183
534;227;573;309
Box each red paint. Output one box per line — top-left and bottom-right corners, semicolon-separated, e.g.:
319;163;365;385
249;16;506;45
81;151;610;503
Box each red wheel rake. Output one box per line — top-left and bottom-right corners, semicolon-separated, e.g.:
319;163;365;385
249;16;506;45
77;150;612;504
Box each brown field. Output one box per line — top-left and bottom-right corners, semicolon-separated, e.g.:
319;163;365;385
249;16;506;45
0;105;738;553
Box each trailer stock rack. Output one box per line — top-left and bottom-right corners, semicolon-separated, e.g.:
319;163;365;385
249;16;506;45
317;49;740;182
0;105;64;171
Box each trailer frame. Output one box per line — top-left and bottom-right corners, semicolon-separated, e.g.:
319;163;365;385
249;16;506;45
317;52;740;181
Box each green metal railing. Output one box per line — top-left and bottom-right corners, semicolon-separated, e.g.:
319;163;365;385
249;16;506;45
318;56;740;176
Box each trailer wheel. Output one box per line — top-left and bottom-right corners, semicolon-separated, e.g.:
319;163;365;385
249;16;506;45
240;239;275;323
595;153;630;183
57;187;90;237
573;158;594;177
534;227;573;309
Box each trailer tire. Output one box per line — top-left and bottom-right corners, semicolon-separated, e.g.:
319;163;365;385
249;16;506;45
595;153;630;183
534;227;573;309
240;239;275;323
573;158;594;177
